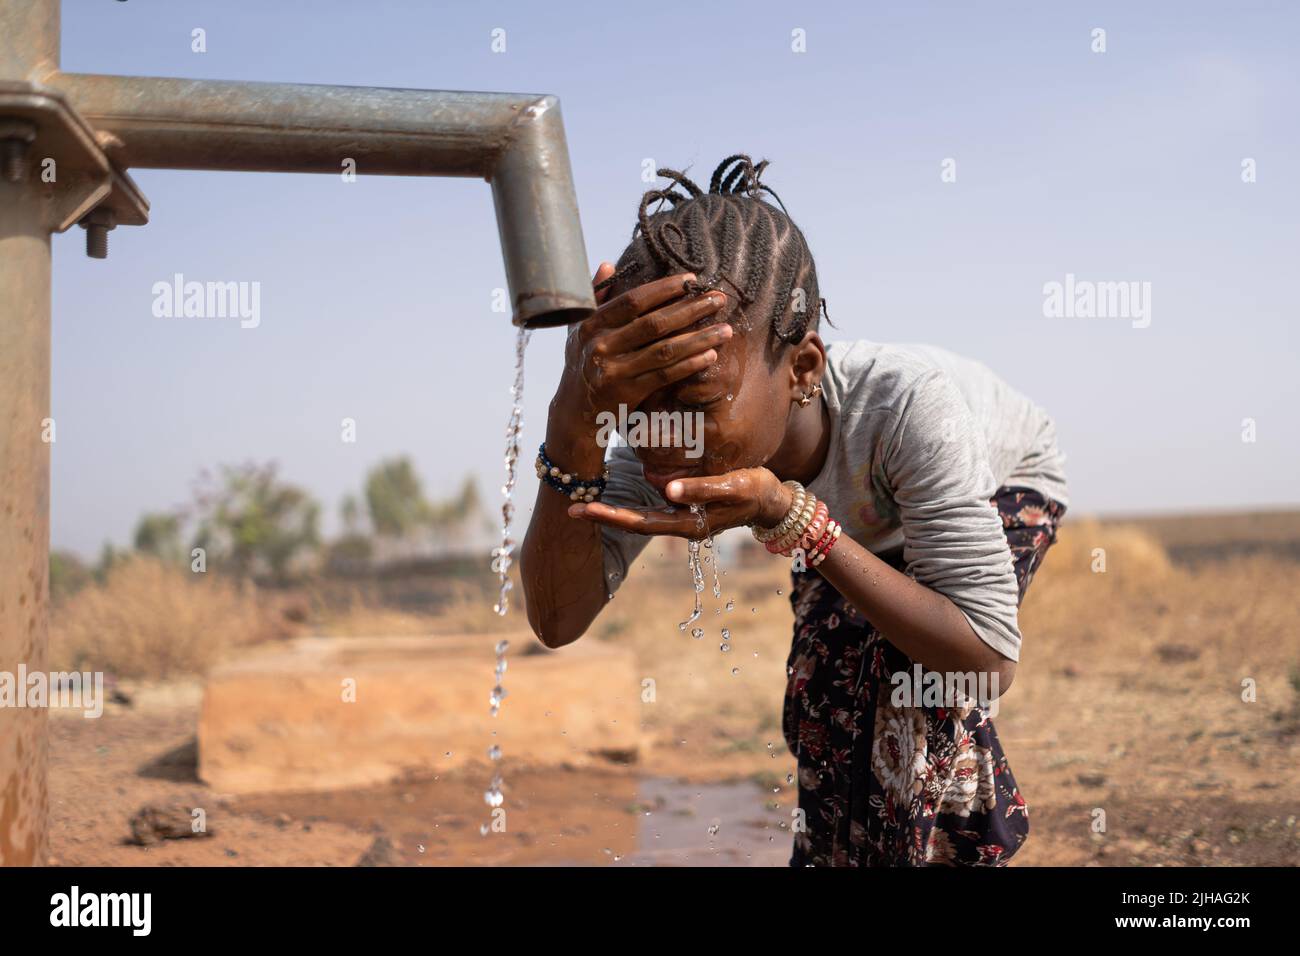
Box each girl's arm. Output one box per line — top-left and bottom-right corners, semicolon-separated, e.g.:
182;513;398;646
802;526;1015;690
519;395;615;648
570;470;1016;693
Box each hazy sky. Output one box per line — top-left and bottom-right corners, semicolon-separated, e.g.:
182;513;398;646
49;0;1298;557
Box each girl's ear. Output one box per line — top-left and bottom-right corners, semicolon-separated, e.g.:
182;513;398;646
787;332;827;402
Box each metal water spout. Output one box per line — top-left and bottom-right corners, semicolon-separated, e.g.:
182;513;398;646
0;0;594;865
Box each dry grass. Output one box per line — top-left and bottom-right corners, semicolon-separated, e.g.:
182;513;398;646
50;558;286;679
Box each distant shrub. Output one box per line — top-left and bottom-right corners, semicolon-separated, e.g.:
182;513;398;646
50;557;282;679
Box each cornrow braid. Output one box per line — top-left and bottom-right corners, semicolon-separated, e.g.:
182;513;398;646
596;154;828;351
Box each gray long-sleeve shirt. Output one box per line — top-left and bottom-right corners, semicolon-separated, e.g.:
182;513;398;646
599;340;1069;661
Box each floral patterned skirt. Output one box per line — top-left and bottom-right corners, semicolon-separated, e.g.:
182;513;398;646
782;487;1065;867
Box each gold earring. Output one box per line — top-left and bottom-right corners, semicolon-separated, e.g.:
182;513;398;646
797;384;823;407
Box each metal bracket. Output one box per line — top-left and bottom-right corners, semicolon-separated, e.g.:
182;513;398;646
0;81;148;245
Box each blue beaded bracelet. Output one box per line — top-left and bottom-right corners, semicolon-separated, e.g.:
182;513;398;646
535;443;609;502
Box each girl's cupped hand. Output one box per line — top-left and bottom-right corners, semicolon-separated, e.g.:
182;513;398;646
568;467;794;539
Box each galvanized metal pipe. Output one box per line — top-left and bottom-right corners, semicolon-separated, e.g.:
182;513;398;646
52;72;594;328
0;0;55;869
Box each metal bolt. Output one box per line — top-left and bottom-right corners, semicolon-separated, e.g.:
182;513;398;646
0;120;37;184
2;138;28;183
85;223;108;258
79;208;117;260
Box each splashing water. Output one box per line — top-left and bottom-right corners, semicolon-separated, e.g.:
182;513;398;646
491;327;532;616
483;328;530;835
678;504;708;631
703;535;722;599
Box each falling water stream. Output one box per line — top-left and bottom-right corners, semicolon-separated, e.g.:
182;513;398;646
491;327;532;616
482;332;746;839
483;327;531;832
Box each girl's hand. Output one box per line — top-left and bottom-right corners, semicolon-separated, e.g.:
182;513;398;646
554;263;732;427
567;467;793;539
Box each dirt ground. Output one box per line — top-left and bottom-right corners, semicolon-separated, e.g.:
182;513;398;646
47;512;1300;866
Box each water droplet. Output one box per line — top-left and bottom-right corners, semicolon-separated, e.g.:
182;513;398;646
488;745;502;761
720;643;730;652
731;667;740;676
725;600;735;611
691;627;704;639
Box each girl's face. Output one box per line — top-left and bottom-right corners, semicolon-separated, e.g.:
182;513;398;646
632;306;795;496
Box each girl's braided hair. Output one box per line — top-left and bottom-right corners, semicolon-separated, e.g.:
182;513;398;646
596;154;829;353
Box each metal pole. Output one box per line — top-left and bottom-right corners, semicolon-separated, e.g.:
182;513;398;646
0;0;55;868
52;73;594;328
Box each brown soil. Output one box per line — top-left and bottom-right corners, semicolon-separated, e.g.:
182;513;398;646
47;516;1300;866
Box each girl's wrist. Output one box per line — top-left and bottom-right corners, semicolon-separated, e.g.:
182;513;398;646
545;394;606;478
757;479;795;528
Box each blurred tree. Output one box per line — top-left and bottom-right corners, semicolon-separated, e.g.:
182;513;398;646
364;457;431;541
133;511;184;564
429;475;483;532
340;494;363;535
49;550;93;603
191;463;320;584
324;533;374;574
94;541;128;583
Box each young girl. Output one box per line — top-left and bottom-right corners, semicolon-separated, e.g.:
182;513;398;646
519;155;1068;867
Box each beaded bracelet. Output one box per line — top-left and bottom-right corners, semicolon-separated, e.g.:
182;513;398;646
796;501;830;552
535;443;609;502
809;521;842;566
753;481;808;544
772;494;818;553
